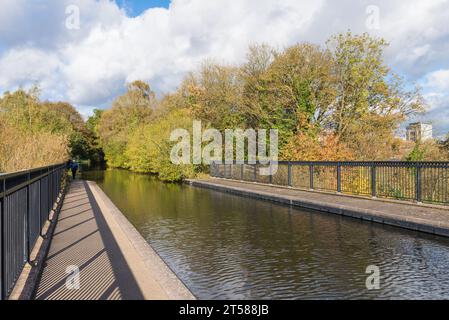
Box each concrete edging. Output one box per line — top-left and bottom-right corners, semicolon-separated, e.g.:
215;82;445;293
187;179;449;238
86;181;196;300
211;177;448;210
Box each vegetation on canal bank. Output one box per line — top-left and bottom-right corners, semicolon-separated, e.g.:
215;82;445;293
91;32;448;181
1;32;448;179
0;88;104;172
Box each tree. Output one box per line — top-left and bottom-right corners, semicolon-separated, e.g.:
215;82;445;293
443;134;449;152
325;32;425;159
406;140;448;161
0;122;68;172
125;109;197;181
38;102;101;161
0;87;41;129
282;132;353;161
86;109;103;133
0;88;76;171
85;109;105;163
239;44;276;128
183;62;245;131
242;43;335;148
97;81;155;168
173;33;428;162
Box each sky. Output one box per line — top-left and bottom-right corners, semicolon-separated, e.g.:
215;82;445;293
116;0;170;16
0;0;448;137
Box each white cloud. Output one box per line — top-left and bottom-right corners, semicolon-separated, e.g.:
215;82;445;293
0;0;448;132
0;49;59;87
424;69;449;92
0;0;124;49
418;69;449;137
60;0;326;105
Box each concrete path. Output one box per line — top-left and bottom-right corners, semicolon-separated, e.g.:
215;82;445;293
34;180;195;300
188;178;449;238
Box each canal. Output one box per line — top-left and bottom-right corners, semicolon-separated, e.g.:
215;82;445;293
82;169;449;299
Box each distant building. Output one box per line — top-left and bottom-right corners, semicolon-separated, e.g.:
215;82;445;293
406;122;433;142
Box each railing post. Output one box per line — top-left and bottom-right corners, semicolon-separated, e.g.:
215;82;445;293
337;162;342;193
310;163;314;190
416;163;422;203
240;164;244;181
254;164;257;182
47;167;51;221
53;167;56;203
58;167;62;196
26;171;31;263
269;164;273;185
39;173;44;237
371;162;377;198
288;162;292;187
1;178;5;300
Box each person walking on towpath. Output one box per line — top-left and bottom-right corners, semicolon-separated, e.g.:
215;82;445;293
70;160;79;180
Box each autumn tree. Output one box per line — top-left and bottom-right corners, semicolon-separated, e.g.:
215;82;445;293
0;88;41;129
326;32;425;159
406;140;448;161
79;32;441;180
183;62;245;131
239;44;276;128
242;43;336;148
97;80;156;168
0;88;87;171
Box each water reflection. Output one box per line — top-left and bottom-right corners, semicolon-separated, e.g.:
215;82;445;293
83;169;449;300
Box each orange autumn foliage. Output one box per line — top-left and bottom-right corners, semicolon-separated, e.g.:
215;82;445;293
281;132;354;161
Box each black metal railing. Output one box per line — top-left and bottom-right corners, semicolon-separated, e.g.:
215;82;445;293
211;161;449;205
0;163;67;299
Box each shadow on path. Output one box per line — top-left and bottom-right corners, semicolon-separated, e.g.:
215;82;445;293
34;180;144;300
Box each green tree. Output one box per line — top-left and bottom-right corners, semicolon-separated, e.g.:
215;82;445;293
85;109;105;163
126;109;196;182
86;109;104;134
406;142;425;161
97;81;155;168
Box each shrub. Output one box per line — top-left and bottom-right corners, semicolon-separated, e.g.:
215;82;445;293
0;122;68;172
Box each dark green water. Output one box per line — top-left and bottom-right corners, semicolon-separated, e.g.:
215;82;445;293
83;169;449;300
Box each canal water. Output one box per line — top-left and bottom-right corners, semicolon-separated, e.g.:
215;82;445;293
83;169;449;299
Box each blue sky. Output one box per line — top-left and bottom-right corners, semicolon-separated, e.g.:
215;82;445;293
0;0;448;136
116;0;171;16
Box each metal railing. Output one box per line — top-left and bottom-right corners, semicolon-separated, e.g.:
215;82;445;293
211;161;449;205
0;163;67;299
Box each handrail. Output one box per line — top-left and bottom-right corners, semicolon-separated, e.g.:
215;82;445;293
212;160;449;166
0;162;67;299
211;161;449;205
0;162;66;179
0;163;67;199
